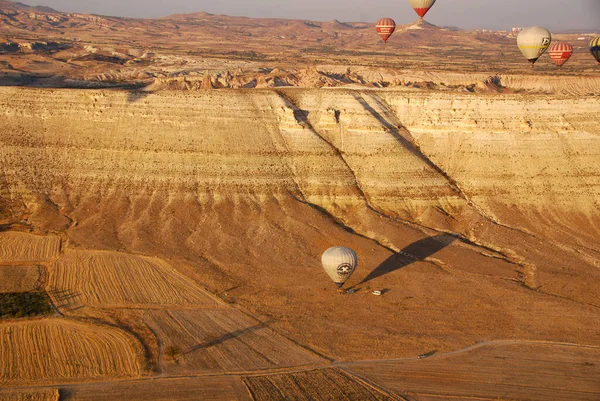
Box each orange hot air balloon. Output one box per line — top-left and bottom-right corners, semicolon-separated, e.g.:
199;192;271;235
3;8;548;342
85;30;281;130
408;0;436;19
376;18;396;44
548;42;573;67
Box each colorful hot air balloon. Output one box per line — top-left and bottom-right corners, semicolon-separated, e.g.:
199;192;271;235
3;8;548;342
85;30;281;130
517;26;552;66
590;37;600;64
408;0;436;19
548;42;573;67
376;18;396;44
321;247;358;289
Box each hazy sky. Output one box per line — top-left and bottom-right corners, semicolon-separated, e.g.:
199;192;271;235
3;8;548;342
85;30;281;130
19;0;600;31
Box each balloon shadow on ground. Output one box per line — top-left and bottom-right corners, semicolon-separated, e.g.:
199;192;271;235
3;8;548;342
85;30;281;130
360;234;456;284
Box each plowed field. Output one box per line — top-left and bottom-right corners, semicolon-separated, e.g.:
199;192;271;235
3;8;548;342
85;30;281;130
0;319;142;385
143;309;323;373
242;368;395;401
48;250;220;309
0;233;60;263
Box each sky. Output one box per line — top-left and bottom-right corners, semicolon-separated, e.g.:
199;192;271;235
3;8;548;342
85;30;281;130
18;0;600;31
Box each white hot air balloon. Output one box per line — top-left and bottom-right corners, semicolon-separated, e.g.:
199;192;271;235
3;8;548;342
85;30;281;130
517;26;552;66
321;246;358;289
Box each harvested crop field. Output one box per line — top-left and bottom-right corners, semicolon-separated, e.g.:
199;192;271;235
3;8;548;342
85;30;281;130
57;376;251;401
143;309;323;373
242;368;396;401
348;341;600;401
0;389;59;401
0;233;60;263
0;265;41;293
48;250;220;309
0;318;142;385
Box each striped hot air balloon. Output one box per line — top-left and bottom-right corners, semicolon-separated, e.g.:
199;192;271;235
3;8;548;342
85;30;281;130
376;18;396;44
517;26;552;66
590;37;600;64
408;0;436;19
548;42;573;67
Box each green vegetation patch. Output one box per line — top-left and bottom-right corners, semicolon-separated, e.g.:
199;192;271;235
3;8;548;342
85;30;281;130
0;292;53;319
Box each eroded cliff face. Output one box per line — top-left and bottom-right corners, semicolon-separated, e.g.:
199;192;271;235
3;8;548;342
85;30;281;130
381;92;600;240
0;88;473;229
1;87;599;358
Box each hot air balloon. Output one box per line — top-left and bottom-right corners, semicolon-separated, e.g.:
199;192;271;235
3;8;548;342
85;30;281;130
548;42;573;67
376;18;396;44
408;0;436;19
517;26;552;66
321;247;358;290
590;37;600;64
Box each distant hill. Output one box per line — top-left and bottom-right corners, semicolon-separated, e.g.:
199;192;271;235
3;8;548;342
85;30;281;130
160;11;215;20
0;0;60;13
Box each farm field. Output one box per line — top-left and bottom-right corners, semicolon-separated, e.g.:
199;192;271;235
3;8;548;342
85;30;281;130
0;232;61;263
141;309;324;374
242;367;396;401
348;341;600;401
47;250;221;309
0;318;143;385
44;376;251;401
0;389;60;401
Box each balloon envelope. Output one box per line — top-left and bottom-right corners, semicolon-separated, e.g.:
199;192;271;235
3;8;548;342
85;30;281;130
408;0;436;19
517;26;552;65
590;37;600;64
376;18;396;43
548;42;573;67
321;247;358;288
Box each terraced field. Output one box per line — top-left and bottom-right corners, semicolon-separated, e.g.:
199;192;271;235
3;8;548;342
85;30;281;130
47;250;220;309
0;232;61;263
143;309;323;373
242;368;396;401
0;318;142;385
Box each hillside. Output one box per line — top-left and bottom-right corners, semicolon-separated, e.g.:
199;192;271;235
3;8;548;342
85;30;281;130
1;2;599;400
0;0;59;12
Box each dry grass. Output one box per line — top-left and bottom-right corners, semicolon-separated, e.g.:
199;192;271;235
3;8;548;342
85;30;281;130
0;233;60;263
242;368;395;401
143;309;323;373
48;250;220;309
0;318;142;385
0;265;41;293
